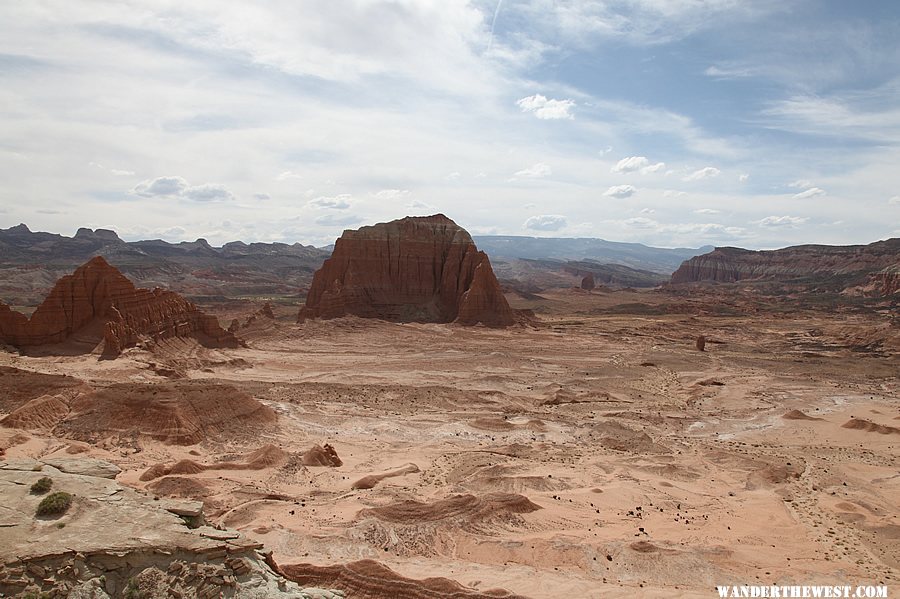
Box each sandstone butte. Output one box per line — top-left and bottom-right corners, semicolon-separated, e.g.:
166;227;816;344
0;256;241;358
298;214;517;327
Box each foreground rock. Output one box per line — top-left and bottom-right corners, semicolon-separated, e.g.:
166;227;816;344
0;256;243;357
0;458;329;598
298;215;518;326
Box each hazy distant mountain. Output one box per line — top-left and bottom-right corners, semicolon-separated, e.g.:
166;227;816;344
474;235;713;274
0;224;329;305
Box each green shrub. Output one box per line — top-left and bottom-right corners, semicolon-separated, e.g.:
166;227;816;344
36;491;73;516
30;476;53;494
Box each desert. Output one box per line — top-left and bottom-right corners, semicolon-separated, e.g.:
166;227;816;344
1;215;897;598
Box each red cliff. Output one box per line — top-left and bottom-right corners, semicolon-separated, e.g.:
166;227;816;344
298;215;516;327
0;256;242;357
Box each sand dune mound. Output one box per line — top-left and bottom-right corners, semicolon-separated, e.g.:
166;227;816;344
0;366;86;412
783;409;823;421
841;418;900;435
245;444;290;468
0;394;69;431
57;381;275;445
352;463;420;490
301;443;343;467
275;558;528;599
359;493;540;525
146;475;212;498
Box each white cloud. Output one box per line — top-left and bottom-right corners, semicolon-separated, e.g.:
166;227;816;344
253;193;271;201
758;215;809;228
517;94;575;120
738;173;750;183
694;208;720;215
373;189;409;200
132;176;189;197
612;156;665;174
445;172;462;181
890;196;900;205
792;187;826;200
788;179;813;189
603;184;636;198
663;190;687;198
514;163;552;179
308;194;352;209
183;183;234;202
640;208;655;214
110;169;135;176
683;167;721;181
524;214;567;231
276;170;303;181
131;176;234;202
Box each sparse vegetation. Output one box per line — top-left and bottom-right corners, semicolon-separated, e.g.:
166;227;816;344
30;476;53;494
35;491;73;516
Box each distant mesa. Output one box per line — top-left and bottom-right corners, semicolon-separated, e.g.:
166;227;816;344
670;238;900;295
298;215;519;327
0;256;242;358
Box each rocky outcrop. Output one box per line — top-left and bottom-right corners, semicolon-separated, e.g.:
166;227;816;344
0;256;242;357
670;239;900;294
581;273;595;291
298;215;516;327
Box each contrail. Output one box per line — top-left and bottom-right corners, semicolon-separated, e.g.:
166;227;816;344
487;0;504;51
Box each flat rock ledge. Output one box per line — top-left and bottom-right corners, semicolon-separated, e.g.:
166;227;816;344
0;459;340;598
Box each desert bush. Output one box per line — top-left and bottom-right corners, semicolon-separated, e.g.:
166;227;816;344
30;476;53;494
35;491;72;516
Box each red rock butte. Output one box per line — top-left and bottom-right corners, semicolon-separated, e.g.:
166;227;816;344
297;214;516;327
0;256;242;357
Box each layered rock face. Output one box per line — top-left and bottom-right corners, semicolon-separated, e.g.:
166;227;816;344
0;256;241;357
298;215;516;326
671;238;900;294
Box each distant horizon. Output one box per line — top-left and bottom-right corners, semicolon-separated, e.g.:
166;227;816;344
2;219;896;253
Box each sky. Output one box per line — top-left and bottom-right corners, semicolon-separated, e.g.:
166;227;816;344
1;0;899;249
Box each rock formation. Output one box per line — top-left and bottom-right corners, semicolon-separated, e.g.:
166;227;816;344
0;256;242;357
298;215;516;327
670;238;900;294
580;273;595;291
696;335;706;352
301;443;343;467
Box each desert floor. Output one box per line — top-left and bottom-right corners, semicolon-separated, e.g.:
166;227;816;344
2;288;897;598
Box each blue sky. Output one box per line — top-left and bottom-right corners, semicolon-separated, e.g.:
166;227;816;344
0;0;898;248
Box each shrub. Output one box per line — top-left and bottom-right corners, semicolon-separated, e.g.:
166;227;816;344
30;476;53;494
36;491;73;516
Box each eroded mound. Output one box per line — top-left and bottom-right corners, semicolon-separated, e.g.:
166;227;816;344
352;463;420;490
0;366;85;413
841;418;900;435
782;409;823;421
0;395;69;431
57;381;275;445
301;443;343;467
358;493;540;525
274;558;529;599
140;444;289;481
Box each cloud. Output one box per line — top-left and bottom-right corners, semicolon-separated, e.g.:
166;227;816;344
890;196;900;205
253;193;271;201
738;173;750;183
516;94;575;120
514;163;552;179
683;167;720;181
758;215;809;228
524;214;567;231
373;189;409;200
639;208;655;214
603;184;636;198
276;170;302;181
694;208;720;215
132;176;189;197
663;190;687;198
788;179;813;189
445;172;462;181
611;156;664;174
314;213;362;227
792;187;826;200
183;183;234;202
132;176;234;202
110;169;135;176
308;194;352;209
